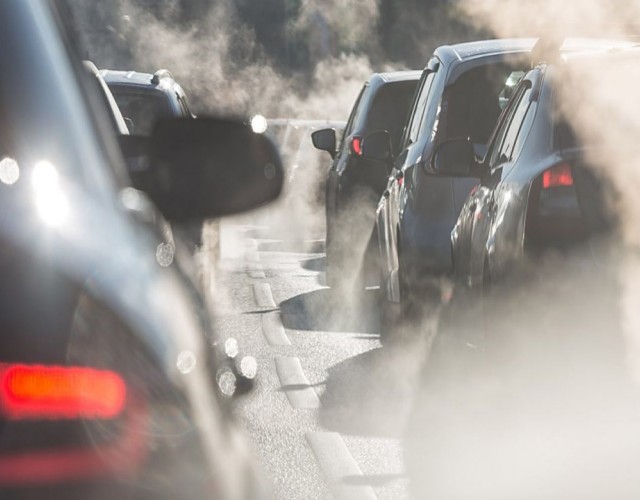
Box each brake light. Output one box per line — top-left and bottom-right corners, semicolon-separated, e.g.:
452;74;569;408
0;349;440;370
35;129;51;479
351;137;363;156
542;162;573;189
0;364;126;420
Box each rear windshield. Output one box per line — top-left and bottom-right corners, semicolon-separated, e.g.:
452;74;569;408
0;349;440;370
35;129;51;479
364;80;418;154
109;87;173;136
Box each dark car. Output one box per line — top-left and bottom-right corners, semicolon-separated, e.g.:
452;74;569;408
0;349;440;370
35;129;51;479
405;42;640;499
0;1;283;498
100;68;194;135
445;40;635;298
101;68;207;248
312;71;421;290
368;40;535;324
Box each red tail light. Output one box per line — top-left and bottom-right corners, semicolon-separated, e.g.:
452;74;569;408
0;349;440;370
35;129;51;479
351;137;363;156
542;162;573;189
0;364;126;420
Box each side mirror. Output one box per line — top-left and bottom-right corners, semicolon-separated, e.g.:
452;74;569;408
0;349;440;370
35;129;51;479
311;128;337;159
120;117;284;222
361;130;392;162
431;139;477;177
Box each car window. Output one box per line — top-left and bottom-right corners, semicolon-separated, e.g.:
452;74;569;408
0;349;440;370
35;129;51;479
364;80;418;154
337;85;366;153
491;82;533;167
110;87;174;136
435;63;522;148
406;70;436;145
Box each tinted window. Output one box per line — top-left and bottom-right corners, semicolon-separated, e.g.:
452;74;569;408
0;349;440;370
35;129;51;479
493;83;533;165
339;85;366;150
436;63;520;147
110;87;173;136
407;71;436;144
364;80;418;154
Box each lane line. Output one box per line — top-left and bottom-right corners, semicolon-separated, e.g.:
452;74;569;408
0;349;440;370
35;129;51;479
261;313;291;346
306;432;377;500
253;283;276;308
247;264;267;279
274;357;320;409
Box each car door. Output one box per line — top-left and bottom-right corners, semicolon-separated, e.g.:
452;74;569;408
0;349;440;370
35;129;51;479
326;85;366;236
470;79;537;288
378;64;438;298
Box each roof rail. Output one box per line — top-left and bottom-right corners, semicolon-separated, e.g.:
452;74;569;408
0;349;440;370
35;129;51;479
151;69;173;85
531;35;565;68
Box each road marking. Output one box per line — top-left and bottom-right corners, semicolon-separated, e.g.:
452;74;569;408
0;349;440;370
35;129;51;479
274;357;320;409
261;313;291;346
253;283;276;308
306;432;377;500
247;263;266;279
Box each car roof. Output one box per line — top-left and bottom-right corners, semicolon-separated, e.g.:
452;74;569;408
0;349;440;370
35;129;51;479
434;38;633;67
99;69;179;93
372;70;423;83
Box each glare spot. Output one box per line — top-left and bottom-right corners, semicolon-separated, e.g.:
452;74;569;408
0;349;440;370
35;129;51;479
177;350;196;374
217;369;236;397
0;158;20;185
224;338;239;359
156;242;175;267
251;114;268;134
264;163;277;180
239;356;258;380
120;187;144;211
31;161;69;227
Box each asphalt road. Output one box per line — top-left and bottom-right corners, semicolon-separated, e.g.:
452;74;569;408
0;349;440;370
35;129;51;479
201;214;433;500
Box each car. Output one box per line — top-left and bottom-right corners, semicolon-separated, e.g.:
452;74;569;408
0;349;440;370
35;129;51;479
100;68;205;248
0;1;283;498
312;71;421;290
404;40;640;499
365;40;536;328
444;39;635;300
100;68;194;135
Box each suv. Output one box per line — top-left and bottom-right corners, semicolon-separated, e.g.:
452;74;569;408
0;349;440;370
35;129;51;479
369;40;534;322
445;40;635;295
405;42;640;500
101;69;206;248
100;69;194;135
312;71;421;290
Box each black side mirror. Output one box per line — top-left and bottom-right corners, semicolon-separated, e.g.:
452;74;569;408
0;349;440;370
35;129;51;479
431;139;477;177
311;128;337;159
119;117;283;222
361;130;392;162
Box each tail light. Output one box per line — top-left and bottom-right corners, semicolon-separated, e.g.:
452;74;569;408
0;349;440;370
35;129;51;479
351;137;363;156
542;162;573;189
0;364;126;420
